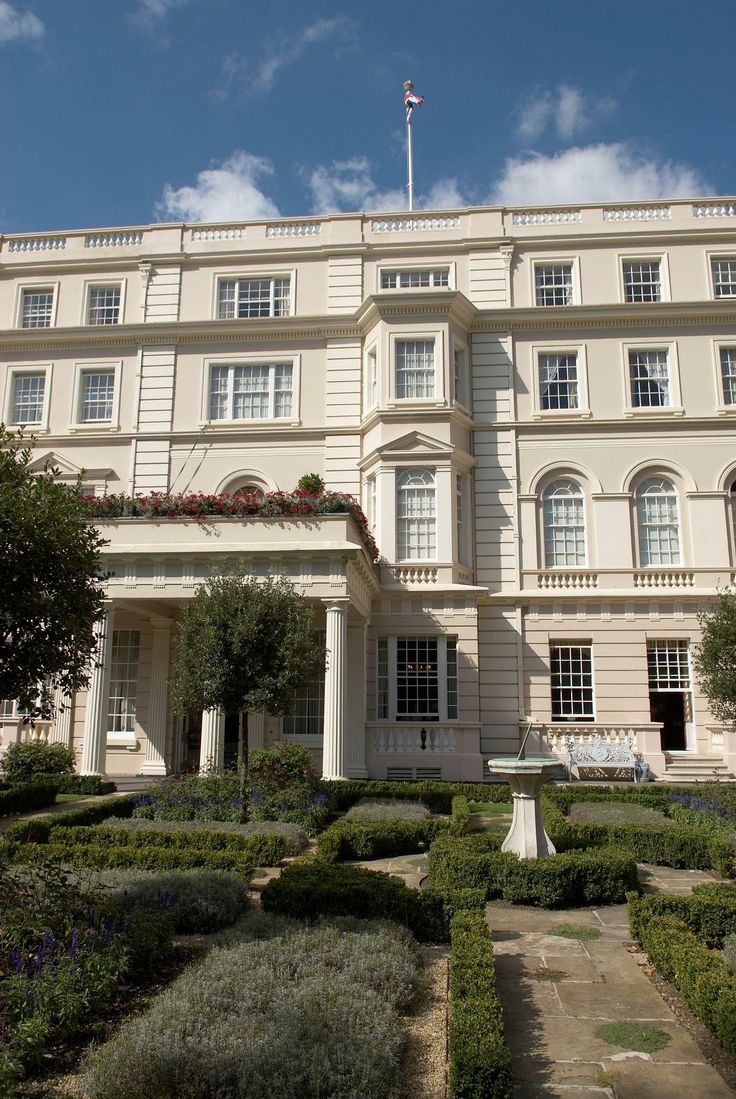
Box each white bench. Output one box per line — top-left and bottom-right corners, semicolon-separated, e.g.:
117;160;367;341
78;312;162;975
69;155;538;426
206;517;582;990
565;735;648;782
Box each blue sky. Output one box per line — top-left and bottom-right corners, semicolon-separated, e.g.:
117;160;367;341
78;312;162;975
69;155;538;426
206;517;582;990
1;0;735;232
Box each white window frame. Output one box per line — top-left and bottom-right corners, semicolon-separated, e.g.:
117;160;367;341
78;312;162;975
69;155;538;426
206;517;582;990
452;338;470;410
530;256;581;307
212;268;296;320
549;641;595;721
107;628;140;745
364;340;379;413
82;279;126;326
376;262;455;293
541;479;587;568
532;343;590;418
376;634;459;722
15;282;60;329
634;477;682;567
281;630;326;741
712;339;736;412
201;353;301;427
388;331;445;405
618;252;670;304
621;342;682;416
69;360;122;430
365;475;377;535
396;467;437;561
3;363;53;431
708;253;736;300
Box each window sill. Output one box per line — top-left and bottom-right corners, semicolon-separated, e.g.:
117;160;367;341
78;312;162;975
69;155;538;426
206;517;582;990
532;409;592;420
68;423;120;433
386;400;446;409
281;733;323;745
106;733;139;750
716;406;736;415
200;419;301;429
623;407;684;418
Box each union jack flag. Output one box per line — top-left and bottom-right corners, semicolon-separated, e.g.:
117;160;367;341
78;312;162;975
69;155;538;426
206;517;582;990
404;89;424;122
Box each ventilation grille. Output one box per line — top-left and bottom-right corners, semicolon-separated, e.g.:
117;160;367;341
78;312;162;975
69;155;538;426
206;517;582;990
386;766;443;782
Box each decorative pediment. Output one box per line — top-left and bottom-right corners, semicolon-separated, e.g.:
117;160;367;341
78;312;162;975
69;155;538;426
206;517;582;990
28;451;114;481
361;431;454;468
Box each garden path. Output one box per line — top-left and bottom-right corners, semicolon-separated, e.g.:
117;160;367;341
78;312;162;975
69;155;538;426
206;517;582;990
489;865;733;1099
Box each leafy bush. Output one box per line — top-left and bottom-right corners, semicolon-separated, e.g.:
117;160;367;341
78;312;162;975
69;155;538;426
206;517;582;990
82;921;417;1099
249;782;329;836
628;899;736;1058
262;861;449;942
449;910;513;1099
324;779;511;814
627;883;736;949
98;816;309;855
724;932;736;972
315;816;450;863
296;472;326;495
450;796;471;836
50;824;286;865
0;778;59;817
2;741;76;783
429;833;638;907
97;869;249;933
345;798;430;821
133;772;245;822
249;741;317;792
53;773;115;795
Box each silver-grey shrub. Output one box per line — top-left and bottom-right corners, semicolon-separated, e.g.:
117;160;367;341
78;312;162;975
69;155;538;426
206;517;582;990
82;921;418;1099
97;816;309;856
724;932;736;971
345;798;430;822
94;869;249;932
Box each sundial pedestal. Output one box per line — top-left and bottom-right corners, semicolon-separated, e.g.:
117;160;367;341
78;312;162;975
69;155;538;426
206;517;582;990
486;757;564;859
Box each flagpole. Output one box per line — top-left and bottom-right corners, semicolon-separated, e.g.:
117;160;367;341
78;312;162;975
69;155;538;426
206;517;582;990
403;79;415;212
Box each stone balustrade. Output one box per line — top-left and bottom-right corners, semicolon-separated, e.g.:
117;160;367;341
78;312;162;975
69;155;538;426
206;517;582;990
7;235;66;252
524;567;728;594
266;222;321;237
370;216;460;232
512;209;582;225
85;231;144;247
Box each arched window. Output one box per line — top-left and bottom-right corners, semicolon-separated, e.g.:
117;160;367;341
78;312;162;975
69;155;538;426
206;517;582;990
232;483;264;497
635;478;680;566
542;480;586;567
397;469;436;560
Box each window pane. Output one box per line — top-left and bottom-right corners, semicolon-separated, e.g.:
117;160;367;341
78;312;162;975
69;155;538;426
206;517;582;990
81;371;114;421
108;630;140;733
381;269;449;289
539;353;579;410
377;638;389;719
623;260;661;302
209;365;229;419
720;348;736;405
629;350;670;407
233;365;270;419
446;636;458;719
396;340;435;399
543;481;586;566
396;637;439;719
550;643;594;719
209;363;293;420
21;290;53;328
12;374;45;424
647;641;690;690
88;286;120;325
283;631;325;734
636;479;680;565
712;258;736;298
218;277;290;319
397;469;436;560
535;264;573;306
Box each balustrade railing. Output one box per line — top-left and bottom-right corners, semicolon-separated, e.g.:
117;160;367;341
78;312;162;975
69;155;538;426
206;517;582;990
603;206;670;222
390;564;439;585
370;216;460;232
190;226;247;241
540;724;638;754
633;569;694;589
8;236;66;252
266;222;321;237
371;726;457;754
536;570;598;590
85;231;144;247
512;209;581;225
693;203;736;218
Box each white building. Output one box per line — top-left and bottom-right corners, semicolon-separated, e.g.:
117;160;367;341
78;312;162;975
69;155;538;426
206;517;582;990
1;198;735;782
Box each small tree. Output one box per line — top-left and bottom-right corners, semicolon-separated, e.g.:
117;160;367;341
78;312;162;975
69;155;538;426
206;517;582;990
170;571;326;784
0;427;107;717
694;587;736;726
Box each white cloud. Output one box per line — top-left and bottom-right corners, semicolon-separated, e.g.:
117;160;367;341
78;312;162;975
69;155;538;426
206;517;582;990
215;17;356;99
517;85;615;142
132;0;190;29
156;151;280;223
490;143;707;207
306;157;466;215
0;1;43;43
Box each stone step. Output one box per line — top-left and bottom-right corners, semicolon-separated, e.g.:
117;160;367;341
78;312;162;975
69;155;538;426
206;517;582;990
106;775;162;792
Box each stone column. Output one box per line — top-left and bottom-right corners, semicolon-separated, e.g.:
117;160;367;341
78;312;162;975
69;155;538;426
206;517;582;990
322;599;349;780
346;622;369;777
141;619;171;775
80;605;114;776
199;709;225;772
248;712;265;750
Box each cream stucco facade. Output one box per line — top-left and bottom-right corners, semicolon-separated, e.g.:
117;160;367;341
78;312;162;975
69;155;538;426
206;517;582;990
2;199;736;782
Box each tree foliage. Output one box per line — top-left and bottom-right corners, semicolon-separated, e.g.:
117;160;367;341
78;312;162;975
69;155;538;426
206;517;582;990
694;588;736;726
170;571;325;722
0;427;107;715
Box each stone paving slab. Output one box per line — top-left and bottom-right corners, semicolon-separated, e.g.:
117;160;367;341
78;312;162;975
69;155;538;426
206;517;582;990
604;1059;735;1099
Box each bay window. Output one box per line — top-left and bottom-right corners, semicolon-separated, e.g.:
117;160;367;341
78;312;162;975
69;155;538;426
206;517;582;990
397;468;436;560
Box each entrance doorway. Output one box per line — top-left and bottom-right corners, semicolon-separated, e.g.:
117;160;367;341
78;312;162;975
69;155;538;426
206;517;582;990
647;640;693;752
179;712;202;771
224;713;243;768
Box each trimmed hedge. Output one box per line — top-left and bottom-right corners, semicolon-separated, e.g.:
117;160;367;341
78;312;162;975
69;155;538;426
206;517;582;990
449;910;513;1099
450;796;472;836
0;778;59;817
628;897;736;1058
429;832;639;907
4;796;136;842
323;780;511;814
53;774;116;796
628;883;736;950
47;824;286;866
542;799;735;877
261;860;449;942
5;840;256;875
315;817;450;863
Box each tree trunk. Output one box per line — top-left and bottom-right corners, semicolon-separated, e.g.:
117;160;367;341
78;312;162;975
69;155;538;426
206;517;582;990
239;711;249;820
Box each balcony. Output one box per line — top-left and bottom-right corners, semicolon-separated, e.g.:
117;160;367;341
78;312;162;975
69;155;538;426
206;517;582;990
382;562;476;589
523;567;735;596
